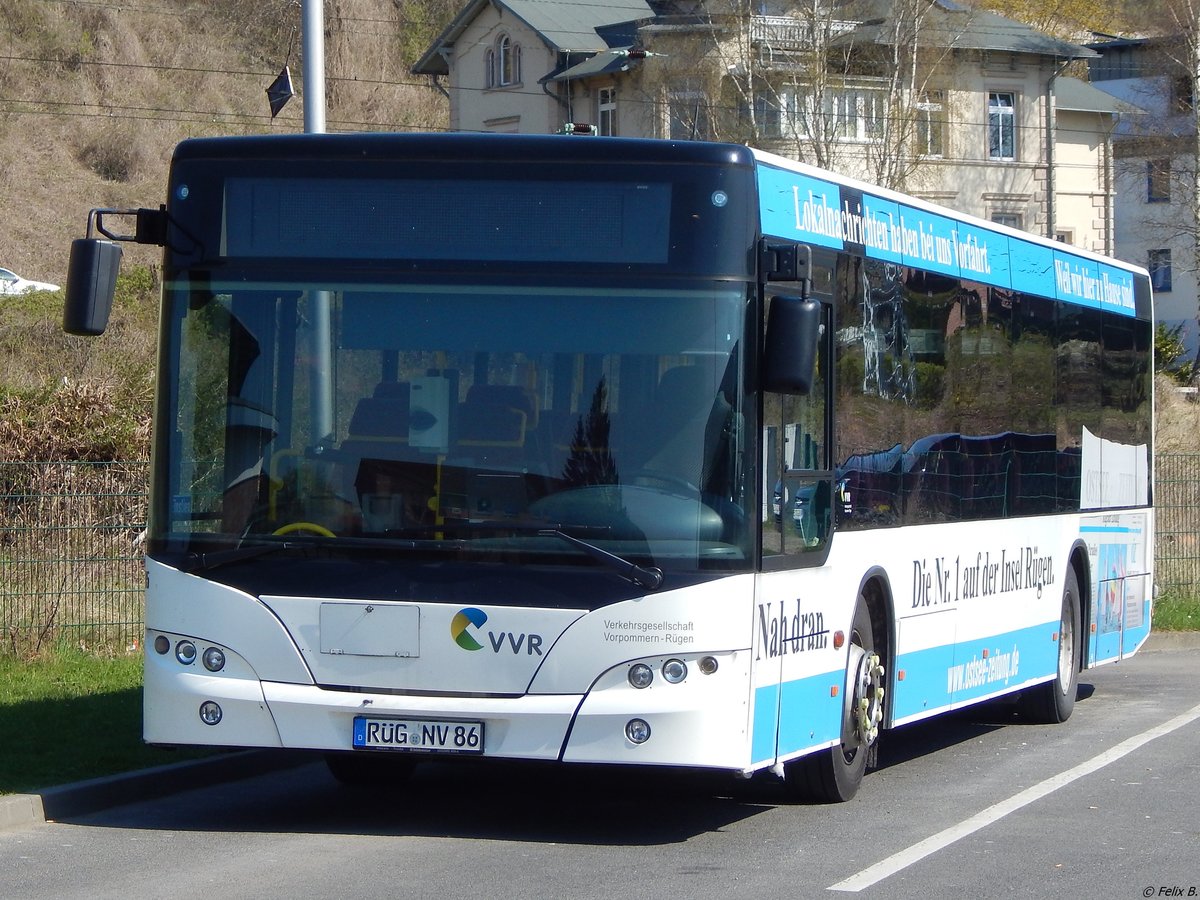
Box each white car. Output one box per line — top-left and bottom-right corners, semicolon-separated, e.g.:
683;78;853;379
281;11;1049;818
0;267;60;295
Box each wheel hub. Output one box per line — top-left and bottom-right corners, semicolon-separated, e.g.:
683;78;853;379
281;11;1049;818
846;646;885;747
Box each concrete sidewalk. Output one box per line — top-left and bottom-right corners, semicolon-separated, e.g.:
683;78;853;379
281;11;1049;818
4;631;1197;833
1;749;316;833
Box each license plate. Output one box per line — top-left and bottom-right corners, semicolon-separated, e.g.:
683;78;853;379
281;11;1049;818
352;716;484;754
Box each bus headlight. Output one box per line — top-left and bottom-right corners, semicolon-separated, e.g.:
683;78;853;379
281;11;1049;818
175;640;197;665
198;701;223;725
662;658;688;683
625;718;651;744
202;646;226;672
628;663;653;689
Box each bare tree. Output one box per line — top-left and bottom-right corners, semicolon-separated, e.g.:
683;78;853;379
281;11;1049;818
1105;15;1199;268
634;0;970;192
1087;1;1200;373
1168;1;1200;284
1156;0;1200;375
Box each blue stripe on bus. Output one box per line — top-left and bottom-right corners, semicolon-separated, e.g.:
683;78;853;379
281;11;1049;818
751;682;780;764
891;622;1060;722
777;671;842;756
751;668;844;764
756;162;1139;318
753;618;1106;761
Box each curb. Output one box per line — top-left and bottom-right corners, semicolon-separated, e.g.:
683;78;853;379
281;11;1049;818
1142;630;1200;652
1;748;317;833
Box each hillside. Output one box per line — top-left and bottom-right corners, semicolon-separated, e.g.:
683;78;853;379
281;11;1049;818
0;0;1179;464
0;0;456;461
1;0;454;284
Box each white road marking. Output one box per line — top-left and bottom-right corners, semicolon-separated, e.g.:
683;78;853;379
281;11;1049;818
828;701;1200;892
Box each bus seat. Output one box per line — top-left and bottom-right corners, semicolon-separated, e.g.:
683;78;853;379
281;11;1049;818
456;384;536;447
448;384;545;518
347;381;411;442
345;382;420;530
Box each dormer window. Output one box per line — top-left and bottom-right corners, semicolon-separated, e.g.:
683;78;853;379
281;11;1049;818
486;33;521;88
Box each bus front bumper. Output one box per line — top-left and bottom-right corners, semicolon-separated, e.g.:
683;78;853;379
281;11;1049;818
145;646;753;768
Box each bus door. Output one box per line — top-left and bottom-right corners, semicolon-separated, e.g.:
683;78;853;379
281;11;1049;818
1083;512;1152;666
753;287;840;766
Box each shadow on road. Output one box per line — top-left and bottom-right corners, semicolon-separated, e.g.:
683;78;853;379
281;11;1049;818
61;681;1100;844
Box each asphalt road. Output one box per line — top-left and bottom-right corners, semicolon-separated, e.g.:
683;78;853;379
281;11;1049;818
3;646;1198;900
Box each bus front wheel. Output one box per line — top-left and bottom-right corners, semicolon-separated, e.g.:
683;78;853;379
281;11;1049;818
785;600;884;802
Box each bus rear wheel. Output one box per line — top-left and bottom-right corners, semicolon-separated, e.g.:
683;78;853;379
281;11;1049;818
1020;567;1080;724
786;601;884;802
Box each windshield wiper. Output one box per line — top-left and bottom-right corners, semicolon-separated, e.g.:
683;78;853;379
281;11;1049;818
180;540;307;574
539;528;664;591
383;521;664;590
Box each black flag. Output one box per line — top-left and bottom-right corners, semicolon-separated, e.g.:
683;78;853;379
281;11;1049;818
266;66;294;118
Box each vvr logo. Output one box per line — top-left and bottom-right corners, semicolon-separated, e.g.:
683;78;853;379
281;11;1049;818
451;607;488;650
450;607;544;655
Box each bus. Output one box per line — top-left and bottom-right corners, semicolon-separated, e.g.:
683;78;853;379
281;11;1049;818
64;134;1153;802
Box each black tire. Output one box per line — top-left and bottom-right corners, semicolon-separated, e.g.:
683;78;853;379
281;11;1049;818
1020;566;1080;724
324;751;417;788
785;600;882;802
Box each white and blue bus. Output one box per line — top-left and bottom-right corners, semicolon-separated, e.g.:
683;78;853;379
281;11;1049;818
65;134;1153;801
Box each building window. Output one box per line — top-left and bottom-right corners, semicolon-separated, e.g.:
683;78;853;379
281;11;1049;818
598;87;617;136
1148;159;1171;203
1149;249;1173;292
988;91;1016;160
830;87;884;141
668;91;712;140
752;88;811;140
1173;74;1194;114
915;90;945;157
754;91;782;137
748;91;787;137
491;34;520;87
991;213;1022;230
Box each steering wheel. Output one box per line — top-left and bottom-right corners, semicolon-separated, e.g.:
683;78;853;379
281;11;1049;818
272;521;336;538
629;469;701;496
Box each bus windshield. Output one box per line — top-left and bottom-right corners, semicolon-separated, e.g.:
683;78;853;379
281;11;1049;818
150;277;752;576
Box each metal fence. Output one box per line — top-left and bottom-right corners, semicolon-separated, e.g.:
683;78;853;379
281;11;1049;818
0;461;147;656
0;455;1197;656
1154;454;1200;593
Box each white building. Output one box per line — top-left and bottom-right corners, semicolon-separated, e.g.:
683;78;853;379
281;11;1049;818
1087;35;1199;359
415;0;1124;253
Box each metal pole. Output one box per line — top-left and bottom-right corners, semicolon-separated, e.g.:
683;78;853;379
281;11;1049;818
302;0;333;444
302;0;326;134
1045;68;1056;241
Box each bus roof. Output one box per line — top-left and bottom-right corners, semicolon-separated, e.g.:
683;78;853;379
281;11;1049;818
171;132;758;169
166;133;1149;319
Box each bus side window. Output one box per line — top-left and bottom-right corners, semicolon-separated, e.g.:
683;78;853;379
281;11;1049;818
763;295;833;562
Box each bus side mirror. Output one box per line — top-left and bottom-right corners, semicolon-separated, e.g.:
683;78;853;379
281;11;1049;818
763;294;822;395
64;238;123;336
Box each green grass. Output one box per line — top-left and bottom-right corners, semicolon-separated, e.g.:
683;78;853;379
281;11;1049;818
1153;589;1200;632
0;649;209;795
